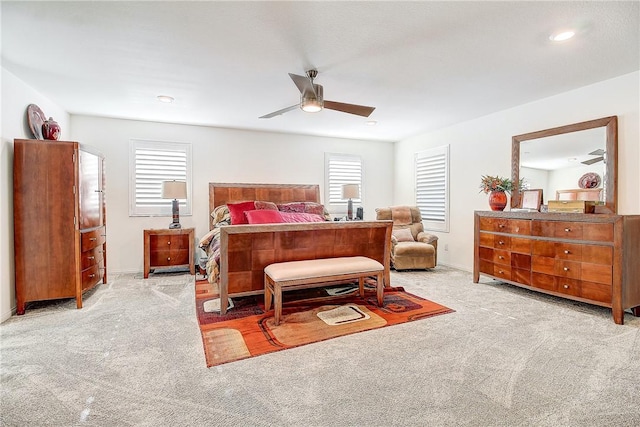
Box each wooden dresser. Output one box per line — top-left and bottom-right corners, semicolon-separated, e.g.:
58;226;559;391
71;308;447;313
473;211;640;324
13;139;107;315
143;228;195;278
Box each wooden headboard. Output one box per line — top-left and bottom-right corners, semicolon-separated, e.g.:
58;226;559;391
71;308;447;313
209;183;321;229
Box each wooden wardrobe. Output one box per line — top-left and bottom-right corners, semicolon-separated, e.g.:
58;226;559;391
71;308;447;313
13;139;107;315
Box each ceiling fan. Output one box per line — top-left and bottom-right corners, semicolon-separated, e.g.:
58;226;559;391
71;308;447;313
581;149;605;165
259;70;375;119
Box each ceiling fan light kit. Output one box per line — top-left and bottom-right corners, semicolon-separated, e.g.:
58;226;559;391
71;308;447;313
301;84;323;112
260;69;375;119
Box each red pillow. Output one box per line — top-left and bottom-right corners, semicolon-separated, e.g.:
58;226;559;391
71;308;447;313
227;201;256;225
280;212;326;223
245;209;285;224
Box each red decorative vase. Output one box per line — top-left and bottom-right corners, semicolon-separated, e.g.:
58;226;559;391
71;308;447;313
488;190;507;211
42;117;61;140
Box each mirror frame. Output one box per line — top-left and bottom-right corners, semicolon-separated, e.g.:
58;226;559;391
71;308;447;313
511;116;618;213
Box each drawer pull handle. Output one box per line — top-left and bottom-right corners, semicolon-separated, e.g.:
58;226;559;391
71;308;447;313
498;241;505;245
498;270;504;274
564;250;570;254
498;256;504;260
89;237;97;241
563;267;569;271
563;284;569;289
88;256;95;260
89;274;96;278
564;228;571;232
168;241;171;245
498;224;505;228
167;257;171;261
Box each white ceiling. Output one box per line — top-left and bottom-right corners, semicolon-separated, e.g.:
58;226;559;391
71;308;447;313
2;1;639;142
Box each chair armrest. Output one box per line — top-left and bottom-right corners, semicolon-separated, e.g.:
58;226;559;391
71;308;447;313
416;232;438;246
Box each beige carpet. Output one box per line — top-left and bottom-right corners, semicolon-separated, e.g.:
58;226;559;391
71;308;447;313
1;266;639;426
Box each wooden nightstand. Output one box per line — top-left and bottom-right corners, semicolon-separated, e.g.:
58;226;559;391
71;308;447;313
143;228;195;278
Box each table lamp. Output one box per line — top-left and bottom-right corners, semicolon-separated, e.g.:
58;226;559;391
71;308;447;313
162;180;187;229
341;184;360;220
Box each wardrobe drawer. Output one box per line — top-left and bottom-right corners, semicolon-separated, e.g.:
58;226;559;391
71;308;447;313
556;278;581;297
81;262;104;290
531;273;557;292
532;256;555;275
81;246;103;270
81;227;106;251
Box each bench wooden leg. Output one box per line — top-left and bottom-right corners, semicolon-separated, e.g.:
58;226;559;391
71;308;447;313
264;274;273;311
376;272;384;306
274;283;283;326
358;276;365;298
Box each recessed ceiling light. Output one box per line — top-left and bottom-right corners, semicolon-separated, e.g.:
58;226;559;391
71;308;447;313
157;95;174;103
549;30;575;42
365;120;378;126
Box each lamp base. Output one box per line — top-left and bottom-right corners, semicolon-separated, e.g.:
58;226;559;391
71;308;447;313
169;198;181;229
347;198;353;221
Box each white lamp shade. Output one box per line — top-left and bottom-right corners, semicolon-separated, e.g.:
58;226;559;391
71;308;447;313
342;184;360;200
161;180;187;199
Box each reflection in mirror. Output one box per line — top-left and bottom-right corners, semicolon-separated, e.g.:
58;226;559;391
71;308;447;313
520;127;606;204
511;116;617;213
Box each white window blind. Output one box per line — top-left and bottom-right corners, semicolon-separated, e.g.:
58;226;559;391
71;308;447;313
415;145;449;232
129;139;192;217
325;153;363;212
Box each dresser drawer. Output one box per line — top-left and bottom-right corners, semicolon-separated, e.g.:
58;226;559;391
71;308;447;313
554;260;581;279
81;246;103;270
581;245;613;265
479;218;531;235
493;249;510;265
581;262;612;285
579;281;611;304
532;256;555;275
556;278;581;297
493;264;511;280
510;237;531;254
81;227;106;251
531;272;557;292
479;246;494;261
478;233;511;250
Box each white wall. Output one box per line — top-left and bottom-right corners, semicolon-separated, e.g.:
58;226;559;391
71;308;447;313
70;115;394;275
1;67;70;322
394;71;640;271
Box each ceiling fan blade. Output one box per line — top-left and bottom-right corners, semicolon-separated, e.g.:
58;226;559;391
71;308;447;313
581;156;604;165
288;73;316;97
589;149;605;156
324;100;375;117
259;104;299;119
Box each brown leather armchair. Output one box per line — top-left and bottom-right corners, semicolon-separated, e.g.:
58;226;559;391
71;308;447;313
375;206;438;270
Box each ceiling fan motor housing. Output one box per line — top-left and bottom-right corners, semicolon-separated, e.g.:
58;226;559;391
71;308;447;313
300;84;323;112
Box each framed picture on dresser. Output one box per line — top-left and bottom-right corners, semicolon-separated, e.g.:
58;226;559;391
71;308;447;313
520;189;543;211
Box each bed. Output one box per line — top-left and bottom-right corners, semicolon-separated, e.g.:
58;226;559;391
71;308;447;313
201;183;393;314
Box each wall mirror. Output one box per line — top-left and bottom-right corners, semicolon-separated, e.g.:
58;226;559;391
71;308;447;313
511;116;617;213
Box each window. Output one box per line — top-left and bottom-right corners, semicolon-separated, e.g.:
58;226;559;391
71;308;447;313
415;145;449;232
129;139;192;217
325;153;363;212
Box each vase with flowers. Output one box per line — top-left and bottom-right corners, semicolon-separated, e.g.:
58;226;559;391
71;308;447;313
479;175;521;211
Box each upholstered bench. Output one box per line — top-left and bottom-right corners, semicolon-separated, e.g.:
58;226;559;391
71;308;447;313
264;256;385;326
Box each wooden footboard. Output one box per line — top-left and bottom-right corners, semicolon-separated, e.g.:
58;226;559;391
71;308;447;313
218;221;393;314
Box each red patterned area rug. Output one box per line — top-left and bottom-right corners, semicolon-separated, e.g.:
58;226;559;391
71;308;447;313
195;278;454;367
